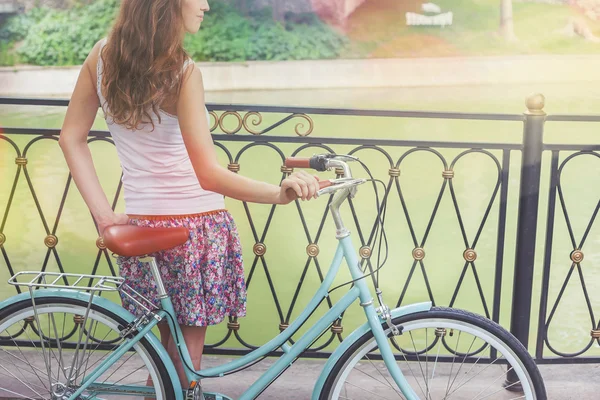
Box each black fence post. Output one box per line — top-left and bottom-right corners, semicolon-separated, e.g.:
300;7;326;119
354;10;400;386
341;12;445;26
506;93;546;388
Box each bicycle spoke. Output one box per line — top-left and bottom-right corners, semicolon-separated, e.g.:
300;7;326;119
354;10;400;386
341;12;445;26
427;332;443;399
475;379;525;400
28;292;54;391
75;314;101;382
469;367;516;400
0;363;45;398
0;385;38;400
444;330;462;399
74;324;119;383
0;349;50;392
353;363;402;394
408;331;429;393
74;318;111;382
445;335;477;395
446;344;495;397
96;350;139;389
49;310;66;381
39;314;64;384
363;353;404;397
425;328;430;399
391;335;427;399
0;341;47;389
475;381;525;400
66;297;95;386
104;362;147;387
0;369;47;395
81;318;101;380
345;380;398;400
5;321;49;391
0;364;49;395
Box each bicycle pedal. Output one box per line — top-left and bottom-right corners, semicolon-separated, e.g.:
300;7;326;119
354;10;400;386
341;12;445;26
186;381;200;400
185;384;231;400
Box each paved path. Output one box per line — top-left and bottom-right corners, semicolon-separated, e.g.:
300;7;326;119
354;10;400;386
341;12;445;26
198;355;599;399
0;352;598;399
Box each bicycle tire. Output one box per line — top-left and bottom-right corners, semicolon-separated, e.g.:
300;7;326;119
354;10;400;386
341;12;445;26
320;307;546;399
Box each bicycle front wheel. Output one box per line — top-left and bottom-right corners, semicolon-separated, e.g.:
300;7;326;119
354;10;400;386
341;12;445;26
321;307;546;400
0;296;176;399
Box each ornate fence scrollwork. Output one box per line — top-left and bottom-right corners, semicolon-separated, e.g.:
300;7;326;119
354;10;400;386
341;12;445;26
211;110;313;136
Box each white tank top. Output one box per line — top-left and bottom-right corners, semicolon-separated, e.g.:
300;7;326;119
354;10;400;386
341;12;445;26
96;39;225;215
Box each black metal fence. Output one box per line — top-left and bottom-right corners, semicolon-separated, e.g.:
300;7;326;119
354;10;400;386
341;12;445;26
1;95;599;363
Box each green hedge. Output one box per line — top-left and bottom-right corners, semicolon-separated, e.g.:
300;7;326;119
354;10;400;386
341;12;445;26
0;0;347;66
1;0;119;66
184;3;348;62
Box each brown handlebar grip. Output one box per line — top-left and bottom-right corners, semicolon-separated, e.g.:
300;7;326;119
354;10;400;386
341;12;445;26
285;157;311;168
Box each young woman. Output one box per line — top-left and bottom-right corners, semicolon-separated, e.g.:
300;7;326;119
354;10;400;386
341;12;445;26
59;0;319;389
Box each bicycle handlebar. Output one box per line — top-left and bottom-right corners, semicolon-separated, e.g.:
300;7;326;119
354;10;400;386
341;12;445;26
285;154;363;197
284;155;329;171
285;154;358;171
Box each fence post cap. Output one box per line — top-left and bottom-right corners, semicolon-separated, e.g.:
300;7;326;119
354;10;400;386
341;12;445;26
525;93;546;116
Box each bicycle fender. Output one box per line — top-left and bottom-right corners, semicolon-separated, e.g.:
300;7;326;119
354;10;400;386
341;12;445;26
0;289;184;400
311;301;431;400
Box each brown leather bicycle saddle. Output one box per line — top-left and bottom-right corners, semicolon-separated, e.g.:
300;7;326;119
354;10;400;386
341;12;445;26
102;225;190;257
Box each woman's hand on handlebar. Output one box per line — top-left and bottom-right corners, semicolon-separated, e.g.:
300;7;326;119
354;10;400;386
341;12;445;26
279;170;320;204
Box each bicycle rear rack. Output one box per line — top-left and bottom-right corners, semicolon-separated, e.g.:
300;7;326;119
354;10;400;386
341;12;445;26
8;271;159;316
8;271;124;292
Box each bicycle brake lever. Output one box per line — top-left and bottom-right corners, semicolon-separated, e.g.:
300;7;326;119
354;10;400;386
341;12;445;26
317;179;366;197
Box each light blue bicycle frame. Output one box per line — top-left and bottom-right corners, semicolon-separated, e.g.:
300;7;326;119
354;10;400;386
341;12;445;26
67;234;429;400
66;177;432;400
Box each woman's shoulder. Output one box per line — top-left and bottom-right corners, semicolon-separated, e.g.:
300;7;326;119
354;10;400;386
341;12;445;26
181;61;205;90
91;38;107;64
83;38;107;78
86;38;106;61
85;38;111;90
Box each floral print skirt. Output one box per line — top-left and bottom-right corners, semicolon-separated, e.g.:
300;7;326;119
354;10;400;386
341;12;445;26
117;210;247;326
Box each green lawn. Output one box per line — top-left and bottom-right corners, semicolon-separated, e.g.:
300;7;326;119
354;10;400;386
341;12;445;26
1;83;600;357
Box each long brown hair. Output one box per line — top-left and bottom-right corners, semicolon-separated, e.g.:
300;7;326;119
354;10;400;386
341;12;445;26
101;0;188;130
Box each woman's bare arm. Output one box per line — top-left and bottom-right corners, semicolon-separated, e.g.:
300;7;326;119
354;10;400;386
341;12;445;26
58;41;128;234
177;65;319;205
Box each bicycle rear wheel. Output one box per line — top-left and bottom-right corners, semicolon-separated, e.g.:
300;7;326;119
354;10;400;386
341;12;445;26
321;307;546;400
0;296;176;399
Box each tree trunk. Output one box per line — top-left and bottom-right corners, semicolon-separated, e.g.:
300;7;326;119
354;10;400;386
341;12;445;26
500;0;518;41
